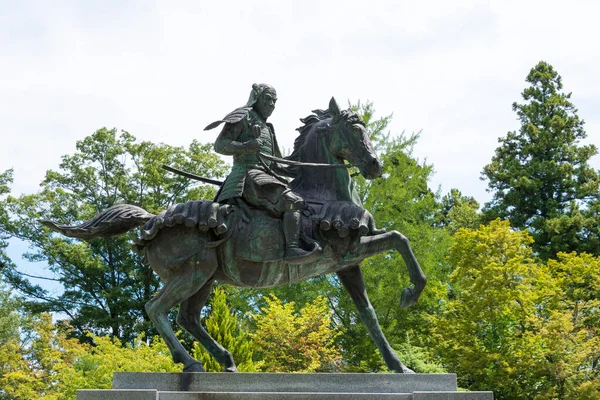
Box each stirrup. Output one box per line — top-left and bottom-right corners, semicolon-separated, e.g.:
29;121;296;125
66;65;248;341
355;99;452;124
284;243;323;264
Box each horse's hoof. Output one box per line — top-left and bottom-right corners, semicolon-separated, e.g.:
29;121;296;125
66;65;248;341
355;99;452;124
400;287;417;309
183;362;205;373
223;365;239;373
398;366;415;374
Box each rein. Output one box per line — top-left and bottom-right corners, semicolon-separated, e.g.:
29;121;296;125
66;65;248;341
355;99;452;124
163;152;357;187
258;153;354;169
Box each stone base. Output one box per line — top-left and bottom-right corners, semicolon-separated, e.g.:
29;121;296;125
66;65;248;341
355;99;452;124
77;373;493;399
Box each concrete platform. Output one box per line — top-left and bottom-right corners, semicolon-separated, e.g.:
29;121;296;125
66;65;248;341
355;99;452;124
78;389;158;400
113;372;457;393
78;390;493;400
160;392;414;400
77;373;494;399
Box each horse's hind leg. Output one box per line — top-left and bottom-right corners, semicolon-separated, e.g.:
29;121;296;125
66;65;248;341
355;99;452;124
176;280;238;372
145;257;217;372
337;265;413;373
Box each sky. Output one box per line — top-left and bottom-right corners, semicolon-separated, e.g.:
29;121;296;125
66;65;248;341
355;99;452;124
2;0;600;286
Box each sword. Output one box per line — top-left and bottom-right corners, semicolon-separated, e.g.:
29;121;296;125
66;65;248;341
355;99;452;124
162;164;223;186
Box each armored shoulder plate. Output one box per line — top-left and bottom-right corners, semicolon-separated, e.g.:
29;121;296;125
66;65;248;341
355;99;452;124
204;107;252;131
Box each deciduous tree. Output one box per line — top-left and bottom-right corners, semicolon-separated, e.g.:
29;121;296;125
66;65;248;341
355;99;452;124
430;219;600;399
251;295;341;372
0;311;179;400
0;169;13;275
436;188;481;234
2;128;226;342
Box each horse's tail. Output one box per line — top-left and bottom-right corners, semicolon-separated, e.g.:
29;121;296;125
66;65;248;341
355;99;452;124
40;204;154;242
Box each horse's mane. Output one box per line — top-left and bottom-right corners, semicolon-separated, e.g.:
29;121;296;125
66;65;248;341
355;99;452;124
288;108;365;162
288;109;330;162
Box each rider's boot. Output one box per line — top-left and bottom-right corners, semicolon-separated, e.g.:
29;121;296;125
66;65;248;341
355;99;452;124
283;210;322;264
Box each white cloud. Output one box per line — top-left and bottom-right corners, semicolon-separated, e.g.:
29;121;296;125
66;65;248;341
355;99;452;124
1;0;599;205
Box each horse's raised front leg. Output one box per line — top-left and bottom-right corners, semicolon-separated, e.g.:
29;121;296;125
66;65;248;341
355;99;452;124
346;230;426;308
176;279;238;372
337;265;413;373
145;254;217;372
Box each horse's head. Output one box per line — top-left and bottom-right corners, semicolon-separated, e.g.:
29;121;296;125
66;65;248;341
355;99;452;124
289;99;383;202
326;97;382;179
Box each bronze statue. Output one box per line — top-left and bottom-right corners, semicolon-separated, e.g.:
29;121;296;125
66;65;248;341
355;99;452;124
42;88;426;374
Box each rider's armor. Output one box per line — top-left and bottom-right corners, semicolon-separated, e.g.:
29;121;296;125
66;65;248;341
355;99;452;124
215;109;288;210
207;84;320;263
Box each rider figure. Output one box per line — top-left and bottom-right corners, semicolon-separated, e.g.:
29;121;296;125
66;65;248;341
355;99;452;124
205;83;320;263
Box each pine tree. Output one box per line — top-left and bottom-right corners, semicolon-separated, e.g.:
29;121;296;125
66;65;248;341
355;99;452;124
192;286;260;372
482;61;600;259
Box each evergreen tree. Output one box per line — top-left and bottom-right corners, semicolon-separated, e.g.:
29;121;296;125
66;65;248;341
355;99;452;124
192;286;260;372
482;61;600;259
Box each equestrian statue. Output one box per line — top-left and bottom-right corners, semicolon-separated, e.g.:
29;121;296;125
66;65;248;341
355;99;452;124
42;84;426;374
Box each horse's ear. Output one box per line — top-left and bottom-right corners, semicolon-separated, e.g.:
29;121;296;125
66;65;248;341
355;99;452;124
329;97;341;119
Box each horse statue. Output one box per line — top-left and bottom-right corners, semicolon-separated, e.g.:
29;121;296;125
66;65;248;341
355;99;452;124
42;97;426;374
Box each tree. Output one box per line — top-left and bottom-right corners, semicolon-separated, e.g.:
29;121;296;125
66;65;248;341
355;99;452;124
0;169;13;275
430;219;600;399
251;294;341;372
0;282;27;400
351;130;452;370
192;286;261;372
2;128;227;342
436;188;481;234
0;311;180;400
482;61;600;259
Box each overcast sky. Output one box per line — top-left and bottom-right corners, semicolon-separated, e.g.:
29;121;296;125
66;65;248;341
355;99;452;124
2;1;600;284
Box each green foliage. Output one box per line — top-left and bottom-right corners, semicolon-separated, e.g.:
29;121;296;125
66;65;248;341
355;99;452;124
0;311;179;400
0;284;21;346
436;188;481;234
322;103;450;372
0;169;13;274
2;128;227;342
393;336;446;374
192;286;261;372
430;219;600;399
251;294;341;372
65;331;180;392
482;61;600;259
356;132;452;364
0;283;28;400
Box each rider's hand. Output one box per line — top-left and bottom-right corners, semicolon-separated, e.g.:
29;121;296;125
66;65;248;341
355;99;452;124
244;139;260;154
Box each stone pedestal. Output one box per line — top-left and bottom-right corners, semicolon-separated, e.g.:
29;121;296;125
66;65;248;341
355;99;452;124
77;373;493;399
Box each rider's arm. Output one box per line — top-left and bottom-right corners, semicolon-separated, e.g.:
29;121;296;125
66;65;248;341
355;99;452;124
214;122;258;155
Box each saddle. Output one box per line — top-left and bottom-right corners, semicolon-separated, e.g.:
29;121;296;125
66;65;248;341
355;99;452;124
135;200;382;262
